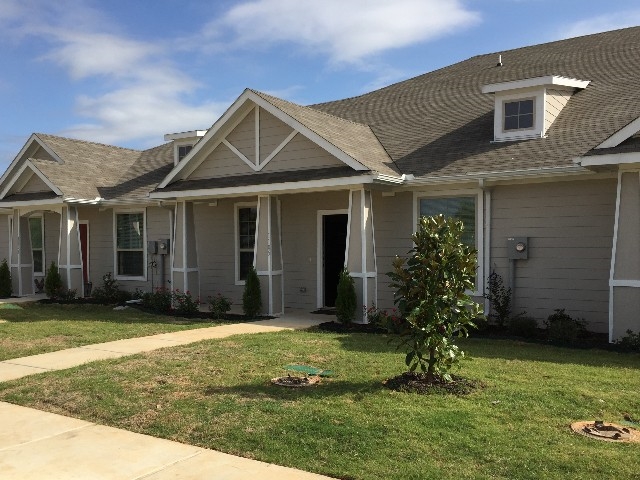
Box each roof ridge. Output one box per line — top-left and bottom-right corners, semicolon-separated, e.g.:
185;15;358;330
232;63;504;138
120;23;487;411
250;89;375;130
35;133;142;153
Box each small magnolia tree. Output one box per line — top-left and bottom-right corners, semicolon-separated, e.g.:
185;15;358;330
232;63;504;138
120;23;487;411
388;215;483;381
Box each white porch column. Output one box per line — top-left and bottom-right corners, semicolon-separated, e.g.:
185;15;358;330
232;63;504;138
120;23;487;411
10;210;34;296
609;170;640;341
255;195;284;315
57;205;83;294
171;201;199;299
345;189;377;321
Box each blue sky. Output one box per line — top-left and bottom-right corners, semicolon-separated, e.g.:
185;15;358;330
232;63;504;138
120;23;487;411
1;0;640;170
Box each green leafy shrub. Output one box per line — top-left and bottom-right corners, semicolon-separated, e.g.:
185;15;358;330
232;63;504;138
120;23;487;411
208;293;232;319
544;309;587;344
57;289;78;301
335;269;357;324
388;215;482;381
614;330;640;352
0;259;12;298
242;267;262;318
508;316;539;339
91;272;131;304
44;262;63;299
142;288;173;313
483;271;512;328
173;289;200;316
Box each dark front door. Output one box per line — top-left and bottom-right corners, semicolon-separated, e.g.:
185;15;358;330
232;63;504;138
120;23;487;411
323;214;348;307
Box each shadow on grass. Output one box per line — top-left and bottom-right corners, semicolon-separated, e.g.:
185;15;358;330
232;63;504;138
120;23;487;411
461;337;640;369
203;378;387;401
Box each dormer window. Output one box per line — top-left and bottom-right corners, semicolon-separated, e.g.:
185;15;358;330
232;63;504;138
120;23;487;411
164;130;207;166
482;76;589;143
178;145;192;161
504;99;534;131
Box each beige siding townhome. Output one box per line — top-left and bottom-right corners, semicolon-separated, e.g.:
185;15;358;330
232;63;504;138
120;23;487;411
2;27;640;341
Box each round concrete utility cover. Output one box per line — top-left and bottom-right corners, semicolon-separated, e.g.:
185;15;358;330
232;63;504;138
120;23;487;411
571;421;640;443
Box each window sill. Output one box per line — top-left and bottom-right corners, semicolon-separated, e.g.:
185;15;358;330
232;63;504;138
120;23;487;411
115;275;146;282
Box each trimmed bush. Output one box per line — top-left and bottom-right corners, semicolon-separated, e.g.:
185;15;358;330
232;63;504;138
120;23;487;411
335;269;357;324
615;330;640;352
544;309;587;344
0;259;12;298
208;293;232;319
242;267;262;317
44;262;63;299
141;288;173;313
508;316;539;339
91;272;132;304
173;289;200;316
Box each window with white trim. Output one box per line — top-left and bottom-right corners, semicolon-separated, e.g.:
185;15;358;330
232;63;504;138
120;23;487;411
503;99;534;131
236;206;257;282
115;212;145;278
177;145;193;161
29;216;44;275
419;196;476;247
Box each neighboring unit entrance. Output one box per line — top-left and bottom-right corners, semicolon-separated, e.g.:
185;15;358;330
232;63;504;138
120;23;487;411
321;213;348;307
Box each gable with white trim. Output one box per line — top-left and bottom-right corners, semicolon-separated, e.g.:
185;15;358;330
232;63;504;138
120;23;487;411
188;105;344;181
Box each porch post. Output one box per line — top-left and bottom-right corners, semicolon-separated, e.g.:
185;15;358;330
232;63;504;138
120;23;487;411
609;170;640;341
171;201;199;299
255;195;284;315
345;189;377;321
10;210;34;296
57;205;83;294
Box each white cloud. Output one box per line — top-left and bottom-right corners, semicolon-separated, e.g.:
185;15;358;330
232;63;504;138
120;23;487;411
203;0;480;64
558;11;640;39
0;0;222;147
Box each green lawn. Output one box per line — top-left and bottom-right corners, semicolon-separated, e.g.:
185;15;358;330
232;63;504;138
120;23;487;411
0;330;638;479
0;303;216;361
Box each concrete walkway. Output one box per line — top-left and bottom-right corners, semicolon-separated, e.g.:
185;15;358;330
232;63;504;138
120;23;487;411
0;311;333;479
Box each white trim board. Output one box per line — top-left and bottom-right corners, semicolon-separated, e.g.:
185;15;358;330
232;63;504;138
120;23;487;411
158;90;369;189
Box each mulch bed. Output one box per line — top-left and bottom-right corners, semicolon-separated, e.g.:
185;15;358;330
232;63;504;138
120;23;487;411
383;372;481;395
271;375;321;387
37;298;271;323
316;321;388;334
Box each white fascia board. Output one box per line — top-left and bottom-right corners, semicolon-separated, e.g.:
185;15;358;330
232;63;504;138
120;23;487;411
373;173;406;184
158;89;256;188
151;175;375;200
0;198;63;208
157;89;368;188
163;130;208;141
482;75;590;94
576;151;640;167
0;160;63;199
595;117;640;149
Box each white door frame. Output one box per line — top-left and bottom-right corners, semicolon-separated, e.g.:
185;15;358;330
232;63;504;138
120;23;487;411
316;209;348;308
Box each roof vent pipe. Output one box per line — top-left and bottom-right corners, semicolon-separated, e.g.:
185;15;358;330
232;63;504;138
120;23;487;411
497;54;503;67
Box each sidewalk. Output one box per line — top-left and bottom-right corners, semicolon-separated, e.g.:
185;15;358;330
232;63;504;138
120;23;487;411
0;311;333;479
0;313;321;382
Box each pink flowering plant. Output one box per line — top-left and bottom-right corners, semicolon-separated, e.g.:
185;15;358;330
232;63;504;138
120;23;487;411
365;304;408;334
172;289;200;316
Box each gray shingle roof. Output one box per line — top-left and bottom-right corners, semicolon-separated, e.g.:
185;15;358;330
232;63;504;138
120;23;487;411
250;90;399;176
28;134;173;202
311;27;640;179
